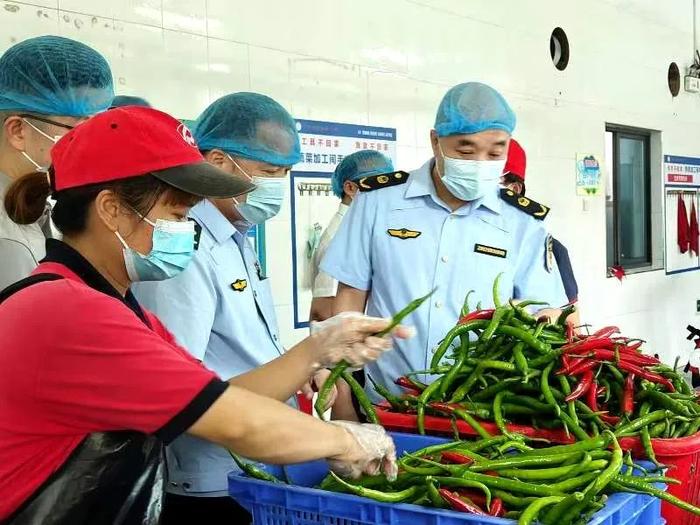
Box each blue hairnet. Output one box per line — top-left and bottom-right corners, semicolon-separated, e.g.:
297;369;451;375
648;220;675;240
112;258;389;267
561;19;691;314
0;35;114;117
192;92;301;166
332;150;394;198
111;95;151;108
434;82;516;137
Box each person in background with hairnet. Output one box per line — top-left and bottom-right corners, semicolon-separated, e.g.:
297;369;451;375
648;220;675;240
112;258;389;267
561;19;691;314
501;138;581;324
321;82;570;419
306;150;396;420
132;92;401;523
110;94;152;108
0;35;113;290
309;150;395;323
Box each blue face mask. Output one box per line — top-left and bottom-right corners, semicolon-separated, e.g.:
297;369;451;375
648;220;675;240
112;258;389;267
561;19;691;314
229;155;287;226
116;217;196;282
437;142;505;201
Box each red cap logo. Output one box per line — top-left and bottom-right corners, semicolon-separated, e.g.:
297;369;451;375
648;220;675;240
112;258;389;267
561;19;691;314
177;123;197;148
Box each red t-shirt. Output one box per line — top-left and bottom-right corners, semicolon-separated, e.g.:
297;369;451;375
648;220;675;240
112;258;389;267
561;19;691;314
0;261;227;520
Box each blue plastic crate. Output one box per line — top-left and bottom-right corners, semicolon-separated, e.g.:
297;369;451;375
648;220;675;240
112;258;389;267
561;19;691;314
228;432;665;525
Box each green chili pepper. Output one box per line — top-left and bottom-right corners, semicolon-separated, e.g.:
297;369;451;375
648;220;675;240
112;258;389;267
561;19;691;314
556;304;576;326
610;476;700;516
559;431;623;524
341;370;379;424
329;473;421;503
430;320;490;369
452;407;493;439
438;337;470;399
493;271;504;307
317;290;435;418
460;290;474;317
492;490;538;509
614;410;674;436
513;341;529;378
495;459;608;481
434;474;565;497
519;495;566;525
541;492;585;525
493;390;512;438
417;377;444;434
229;452;282;483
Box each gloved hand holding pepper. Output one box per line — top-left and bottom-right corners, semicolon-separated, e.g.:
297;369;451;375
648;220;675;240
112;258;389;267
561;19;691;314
326;420;398;481
308;311;415;370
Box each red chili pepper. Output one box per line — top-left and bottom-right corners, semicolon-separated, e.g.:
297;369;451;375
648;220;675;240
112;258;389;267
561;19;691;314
623;373;635;416
593;326;621;338
489;497;505;517
585;349;659;367
626;340;644;351
586;379;599;411
441;451;474;465
559;359;598;376
428;401;458;414
566;323;575;343
565;369;594;402
458;309;495;324
616;361;676;392
394;376;423;394
599;413;621;425
563;337;616;353
438;489;487;514
454;490;487;508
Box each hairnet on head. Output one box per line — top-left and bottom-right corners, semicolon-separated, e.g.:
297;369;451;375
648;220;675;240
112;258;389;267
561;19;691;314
192;92;301;167
332;150;394;198
0;35;114;117
434;82;515;137
111;95;151;108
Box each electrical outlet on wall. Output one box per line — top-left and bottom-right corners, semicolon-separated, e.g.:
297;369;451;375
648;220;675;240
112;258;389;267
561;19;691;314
696;299;700;314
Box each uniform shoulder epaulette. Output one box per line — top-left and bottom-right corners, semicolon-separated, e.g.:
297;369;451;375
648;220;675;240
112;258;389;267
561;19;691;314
499;188;550;220
357;170;410;192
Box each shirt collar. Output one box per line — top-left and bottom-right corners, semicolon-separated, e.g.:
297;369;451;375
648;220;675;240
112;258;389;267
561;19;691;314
0;171;11;195
190;199;237;245
403;158;502;215
41;239;149;325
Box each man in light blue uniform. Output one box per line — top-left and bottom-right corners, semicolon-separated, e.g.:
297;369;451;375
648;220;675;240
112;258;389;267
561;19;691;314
321;82;568;409
133;92;300;522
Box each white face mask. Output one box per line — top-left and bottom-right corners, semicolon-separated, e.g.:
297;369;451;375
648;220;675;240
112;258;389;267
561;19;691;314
437;142;505;201
228;155;287;226
21;118;61;173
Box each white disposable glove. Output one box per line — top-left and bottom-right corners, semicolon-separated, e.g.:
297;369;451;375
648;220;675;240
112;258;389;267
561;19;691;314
307;311;414;370
327;420;398;481
299;369;338;410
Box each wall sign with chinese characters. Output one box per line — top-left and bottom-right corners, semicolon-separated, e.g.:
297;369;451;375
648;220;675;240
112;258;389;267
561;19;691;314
289;120;397;330
664;155;700;186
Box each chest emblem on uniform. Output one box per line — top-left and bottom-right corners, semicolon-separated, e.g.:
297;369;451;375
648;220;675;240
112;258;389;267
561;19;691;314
387;228;421;240
474;243;507;258
545;235;555;273
231;279;248;291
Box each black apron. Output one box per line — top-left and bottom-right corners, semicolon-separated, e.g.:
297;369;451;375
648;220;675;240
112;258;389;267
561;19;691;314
2;275;165;525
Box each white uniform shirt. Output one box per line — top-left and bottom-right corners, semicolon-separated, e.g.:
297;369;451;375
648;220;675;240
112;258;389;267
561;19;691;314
311;202;348;298
0;172;47;290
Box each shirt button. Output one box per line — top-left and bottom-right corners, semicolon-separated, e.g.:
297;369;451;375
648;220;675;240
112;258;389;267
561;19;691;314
169;482;178;487
273;334;278;341
441;255;449;263
253;291;258;298
183;482;191;490
435;301;442;309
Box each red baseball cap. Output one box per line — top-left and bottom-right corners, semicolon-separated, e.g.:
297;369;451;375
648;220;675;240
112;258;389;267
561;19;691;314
503;138;526;181
49;106;255;198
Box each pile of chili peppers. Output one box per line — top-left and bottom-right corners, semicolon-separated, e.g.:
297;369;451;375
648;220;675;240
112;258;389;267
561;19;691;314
373;280;700;465
317;433;700;524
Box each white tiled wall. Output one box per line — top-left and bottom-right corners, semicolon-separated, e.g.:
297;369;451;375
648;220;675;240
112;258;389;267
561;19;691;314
2;0;700;363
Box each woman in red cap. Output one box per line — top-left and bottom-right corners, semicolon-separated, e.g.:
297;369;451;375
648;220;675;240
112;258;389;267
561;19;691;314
0;106;407;524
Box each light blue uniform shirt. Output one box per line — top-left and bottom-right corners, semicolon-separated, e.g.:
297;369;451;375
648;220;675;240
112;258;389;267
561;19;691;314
321;159;567;400
133;199;284;496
